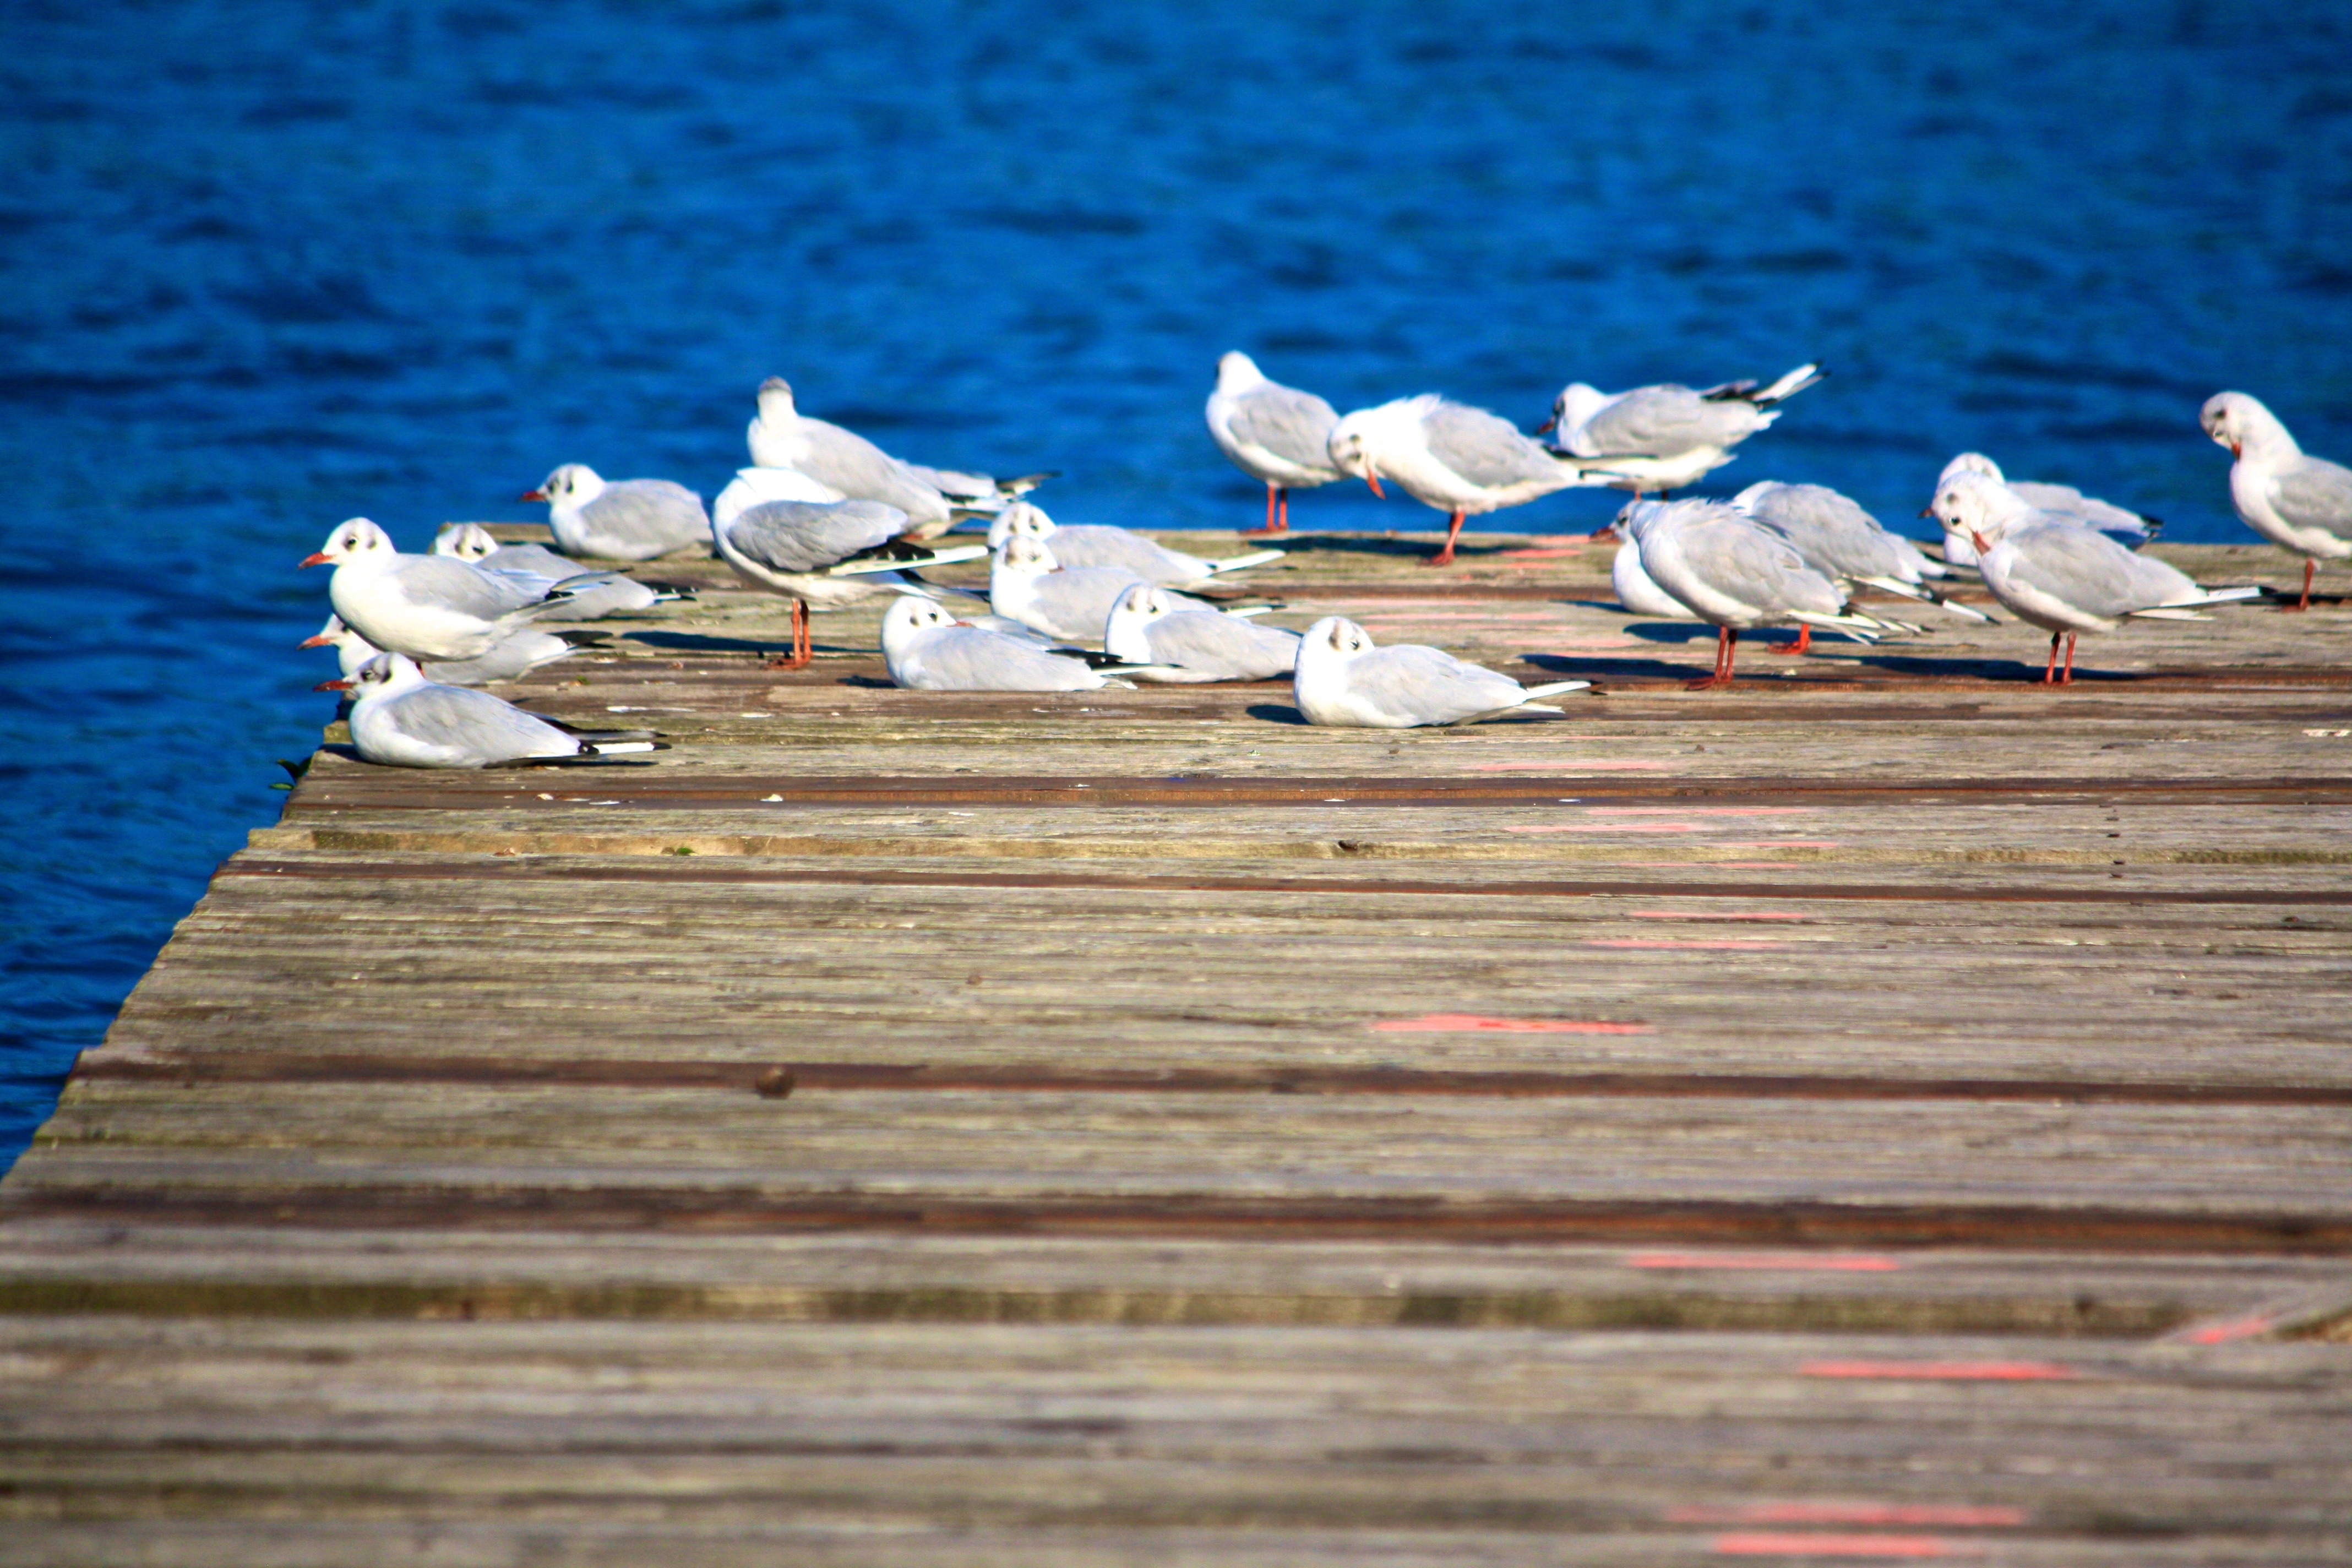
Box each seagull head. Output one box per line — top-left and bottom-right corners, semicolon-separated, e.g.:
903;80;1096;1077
433;522;499;561
1929;473;2028;547
1104;582;1171;663
2200;391;2286;460
1299;614;1374;668
1325;411;1384;496
348;651;427;699
298;613;353;651
521;463;600;507
1215;351;1265;394
993;533;1058;580
301;517;394;570
755;376;797;418
881;594;956;658
988;500;1054;551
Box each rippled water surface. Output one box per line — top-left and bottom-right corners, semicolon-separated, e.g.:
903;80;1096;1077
4;0;2349;1166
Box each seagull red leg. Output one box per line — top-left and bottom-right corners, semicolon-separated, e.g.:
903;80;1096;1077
2061;631;2078;685
2293;558;2315;613
766;600;813;671
1791;624;1812;655
2042;631;2061;684
1687;627;1738;690
1246;483;1288;537
1426;509;1465;567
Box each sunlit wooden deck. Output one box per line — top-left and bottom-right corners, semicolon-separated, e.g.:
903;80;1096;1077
5;529;2349;1565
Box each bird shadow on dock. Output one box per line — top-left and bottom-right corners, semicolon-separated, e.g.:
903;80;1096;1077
622;630;794;655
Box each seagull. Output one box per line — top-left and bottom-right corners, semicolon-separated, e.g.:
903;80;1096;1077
322;652;663;767
1932;453;2160;565
747;377;1049;540
712;497;989;669
1732;480;1988;651
1325;395;1624;565
987;501;1283;587
1205;351;1343;535
433;524;693;619
302;613;605;687
881;596;1158;691
1103;583;1301;682
712;465;847;530
1294;616;1589;727
2199;391;2352;612
1607;517;1697;619
519;465;711;560
1626;499;1894;689
1930;473;2261;682
301;518;573;660
1538;363;1824;497
987;535;1217;646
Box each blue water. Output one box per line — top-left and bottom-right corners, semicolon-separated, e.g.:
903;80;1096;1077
3;0;2349;1169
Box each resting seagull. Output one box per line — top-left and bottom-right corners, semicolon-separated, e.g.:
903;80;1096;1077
1205;351;1343;536
302;613;604;687
1538;363;1824;497
1104;583;1302;682
1930;473;2260;683
712;497;987;669
324;652;663;768
301;518;573;661
434;524;692;619
1294;616;1589;727
987;501;1282;588
881;597;1162;692
1326;395;1623;565
2199;391;2352;612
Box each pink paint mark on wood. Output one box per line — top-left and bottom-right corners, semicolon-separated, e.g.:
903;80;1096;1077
1672;1504;2023;1527
1630;1253;1900;1272
1498;546;1591;559
1710;1532;1983;1557
1609;861;1792;869
1803;1360;2081;1381
1714;840;1842;849
1587;938;1787;950
2170;1310;2281;1345
1370;1014;1652;1035
1471;760;1673;771
1586;806;1815;815
1506;823;1701;834
1629;911;1812;921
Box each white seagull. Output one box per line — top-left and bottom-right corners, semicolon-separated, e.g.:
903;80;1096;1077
2199;391;2352;612
1932;453;2160;566
712;497;988;669
325;652;663;768
1930;473;2261;683
1205;351;1344;535
1607;516;1697;619
1293;616;1589;727
987;501;1282;588
519;464;711;560
1732;480;1987;651
302;613;603;687
301;518;572;661
1538;363;1823;497
1326;395;1623;565
1626;499;1893;688
1103;583;1301;682
433;524;692;619
747;377;1049;540
881;597;1155;692
987;535;1216;646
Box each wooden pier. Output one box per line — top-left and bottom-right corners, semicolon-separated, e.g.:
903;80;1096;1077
6;529;2350;1565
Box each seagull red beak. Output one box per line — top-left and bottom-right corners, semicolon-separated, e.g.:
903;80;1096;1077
1364;471;1386;499
1970;531;1991;553
2229;442;2241;459
297;633;335;649
1918;506;1935;519
519;487;548;502
1532;415;1557;435
298;551;332;568
313;678;351;692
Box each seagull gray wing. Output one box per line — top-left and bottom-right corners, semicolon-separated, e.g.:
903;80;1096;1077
1745;483;1903;578
1569;386;1751;458
2006;482;2152;537
580;480;708;552
389;684;582;761
1041;526;1207;583
1423;402;1563;488
1684;514;1844;616
2271;456;2352;533
1353;644;1527;724
2007;521;2197;617
722;499;907;573
911;627;1102;690
900;462;998;498
1144;612;1300;679
792;421;952;516
392;556;549;617
1229;384;1342;471
483;543;591;579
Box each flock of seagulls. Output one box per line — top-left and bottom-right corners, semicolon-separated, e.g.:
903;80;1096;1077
294;366;2350;767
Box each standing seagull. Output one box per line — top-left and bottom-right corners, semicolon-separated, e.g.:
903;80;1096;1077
1205;351;1344;536
2199;391;2352;612
1932;453;2159;561
747;377;1048;540
1538;363;1823;496
1931;473;2260;683
712;497;987;669
1294;616;1588;727
302;519;571;661
325;653;663;768
988;502;1282;587
519;465;711;560
1628;499;1891;689
1732;480;1986;651
1326;395;1623;566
